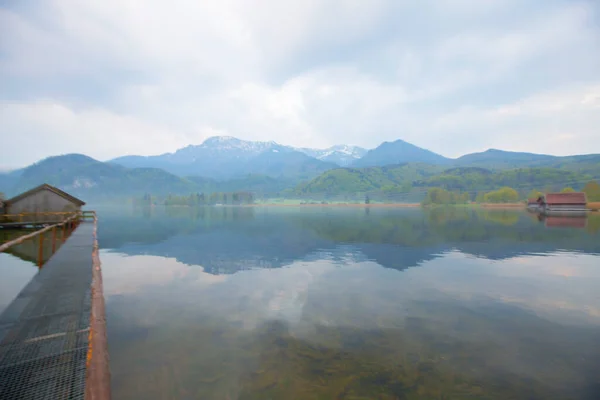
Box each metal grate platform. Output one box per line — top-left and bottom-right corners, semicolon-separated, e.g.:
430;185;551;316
0;223;94;400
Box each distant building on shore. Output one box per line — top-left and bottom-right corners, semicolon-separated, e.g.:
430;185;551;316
529;192;588;214
3;184;85;221
543;192;587;212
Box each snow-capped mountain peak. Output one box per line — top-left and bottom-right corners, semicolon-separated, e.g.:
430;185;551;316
202;135;238;144
199;136;287;153
330;145;364;155
296;144;367;166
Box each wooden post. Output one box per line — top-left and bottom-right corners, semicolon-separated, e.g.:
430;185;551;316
37;232;44;268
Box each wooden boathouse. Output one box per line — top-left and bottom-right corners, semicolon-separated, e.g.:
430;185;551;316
528;192;588;214
543;192;588;212
2;183;85;217
1;183;86;227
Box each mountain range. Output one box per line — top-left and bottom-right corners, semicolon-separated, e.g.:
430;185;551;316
109;136;600;175
110;136;365;179
1;136;599;200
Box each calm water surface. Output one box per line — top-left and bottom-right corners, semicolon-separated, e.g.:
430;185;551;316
0;229;70;312
90;207;600;398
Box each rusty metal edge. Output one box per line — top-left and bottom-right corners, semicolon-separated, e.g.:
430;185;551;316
85;214;112;400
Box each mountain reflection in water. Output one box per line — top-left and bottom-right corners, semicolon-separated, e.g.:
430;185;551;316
97;206;600;399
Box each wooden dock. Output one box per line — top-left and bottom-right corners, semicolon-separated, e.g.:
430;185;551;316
0;211;110;399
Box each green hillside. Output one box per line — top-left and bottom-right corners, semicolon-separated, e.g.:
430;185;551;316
543;154;600;176
415;167;592;192
455;149;600;173
296;163;445;194
296;164;597;197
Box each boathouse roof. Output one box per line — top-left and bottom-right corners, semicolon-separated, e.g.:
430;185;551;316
544;192;587;205
5;183;86;206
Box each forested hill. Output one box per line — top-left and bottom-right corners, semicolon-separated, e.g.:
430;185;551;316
454;149;600;173
294;164;445;194
413;167;591;192
295;164;600;198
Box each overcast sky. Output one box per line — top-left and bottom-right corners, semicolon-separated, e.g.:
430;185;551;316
1;0;599;169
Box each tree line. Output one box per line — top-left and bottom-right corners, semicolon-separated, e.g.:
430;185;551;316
134;192;256;206
132;181;600;207
422;187;522;206
422;180;600;205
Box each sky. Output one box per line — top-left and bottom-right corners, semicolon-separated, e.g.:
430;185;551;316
1;0;599;169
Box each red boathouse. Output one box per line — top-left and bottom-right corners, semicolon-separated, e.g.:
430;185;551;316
543;192;588;212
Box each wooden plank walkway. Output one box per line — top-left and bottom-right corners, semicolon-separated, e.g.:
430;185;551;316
0;222;95;399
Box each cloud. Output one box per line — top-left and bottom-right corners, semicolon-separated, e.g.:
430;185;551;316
0;100;188;162
1;0;599;167
427;83;600;156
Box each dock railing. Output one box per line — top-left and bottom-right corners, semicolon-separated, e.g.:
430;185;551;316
0;213;81;262
0;211;80;224
0;211;101;266
81;210;97;220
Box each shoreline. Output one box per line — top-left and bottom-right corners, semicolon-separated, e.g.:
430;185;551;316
143;203;597;210
250;203;528;209
479;203;525;209
251;203;421;208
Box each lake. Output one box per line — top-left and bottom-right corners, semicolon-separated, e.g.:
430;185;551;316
3;206;600;399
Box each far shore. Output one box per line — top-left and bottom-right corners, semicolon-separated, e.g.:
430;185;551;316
250;202;527;209
147;202;600;210
251;203;421;208
479;203;526;208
